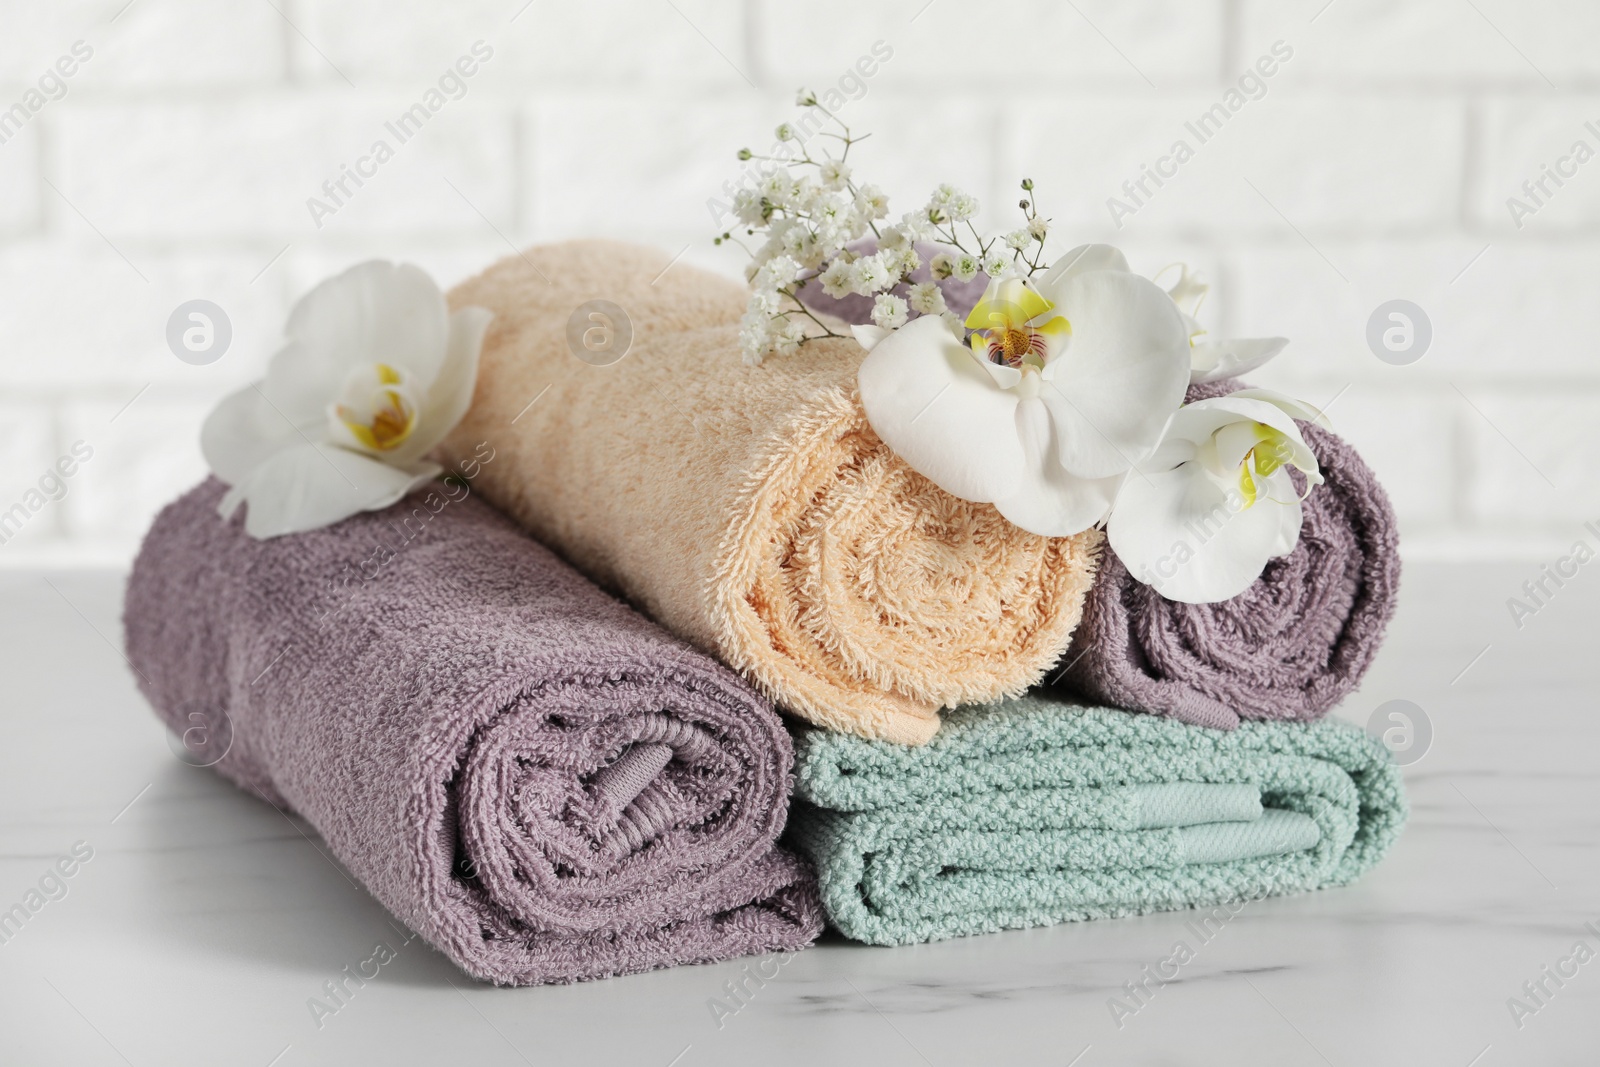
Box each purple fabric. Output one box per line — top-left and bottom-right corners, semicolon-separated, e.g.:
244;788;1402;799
798;239;988;326
1058;379;1401;728
123;479;821;985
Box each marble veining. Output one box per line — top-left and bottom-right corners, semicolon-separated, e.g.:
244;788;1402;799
1;564;1597;1066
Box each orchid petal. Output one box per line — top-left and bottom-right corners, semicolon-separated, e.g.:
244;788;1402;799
1262;464;1312;508
1108;464;1303;603
1189;337;1289;383
200;383;307;486
993;398;1121;535
1161;395;1314;458
965;277;1054;331
852;324;890;352
1036;269;1190;478
273;262;451;404
1160;264;1209;317
1042;244;1131;288
225;442;440;539
385;306;493;466
1228;386;1332;430
964;279;1006;331
858;314;1024;503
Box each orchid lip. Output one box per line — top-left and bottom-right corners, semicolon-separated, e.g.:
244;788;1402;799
329;361;421;454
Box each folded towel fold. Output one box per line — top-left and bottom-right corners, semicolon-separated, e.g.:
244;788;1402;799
786;692;1406;945
437;239;1100;746
123;479;821;985
1057;380;1401;728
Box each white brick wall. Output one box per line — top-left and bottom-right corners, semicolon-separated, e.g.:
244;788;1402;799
1;0;1596;565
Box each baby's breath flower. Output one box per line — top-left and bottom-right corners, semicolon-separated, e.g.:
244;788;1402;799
771;316;806;355
900;211;935;240
854;184;890;220
871;293;909;330
878;225;911;253
929;183;979;223
819;159;851;190
1028;216;1049;240
775;122;795;141
794;175;824;210
981;250;1012;278
908;281;947;316
887;245;921;277
852;253;893;296
818;257;856;298
951;253;980;283
811;192;849;228
842;207;872;244
733;189;767;227
780;227;822;269
1004;228;1033;251
796;87;818;106
759;172;794;209
929;252;954;280
758;253;802;289
750;287;781;315
739;309;772;365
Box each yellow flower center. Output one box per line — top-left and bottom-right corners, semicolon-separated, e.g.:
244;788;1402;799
1235;425;1293;508
335;363;418;452
964;280;1072;374
997;326;1037;363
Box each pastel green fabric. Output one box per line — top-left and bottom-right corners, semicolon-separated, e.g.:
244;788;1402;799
786;694;1407;946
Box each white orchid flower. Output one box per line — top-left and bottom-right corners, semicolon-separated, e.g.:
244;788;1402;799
201;261;493;539
1107;389;1325;604
1156;260;1288;383
857;254;1190;537
1051;246;1287;384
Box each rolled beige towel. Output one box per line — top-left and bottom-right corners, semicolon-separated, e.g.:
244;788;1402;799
440;240;1099;745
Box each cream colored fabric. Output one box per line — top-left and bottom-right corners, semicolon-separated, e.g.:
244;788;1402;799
441;240;1100;745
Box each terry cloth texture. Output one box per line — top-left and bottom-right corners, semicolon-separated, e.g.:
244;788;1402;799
786;692;1406;946
123;479;822;986
1057;379;1401;729
437;239;1101;746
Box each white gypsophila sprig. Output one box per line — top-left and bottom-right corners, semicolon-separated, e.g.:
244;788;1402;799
717;94;891;363
871;293;909;329
716;104;1056;362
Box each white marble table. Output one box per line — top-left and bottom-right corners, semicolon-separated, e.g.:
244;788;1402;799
1;563;1595;1066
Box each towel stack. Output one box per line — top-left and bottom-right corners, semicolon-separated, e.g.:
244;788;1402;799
124;240;1407;982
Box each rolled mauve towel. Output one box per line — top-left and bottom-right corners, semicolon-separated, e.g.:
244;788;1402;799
1057;379;1401;728
123;478;821;985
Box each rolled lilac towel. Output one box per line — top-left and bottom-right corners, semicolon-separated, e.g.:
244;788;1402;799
123;478;821;985
1058;380;1401;728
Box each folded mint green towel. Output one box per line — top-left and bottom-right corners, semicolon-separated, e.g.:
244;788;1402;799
786;694;1406;945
